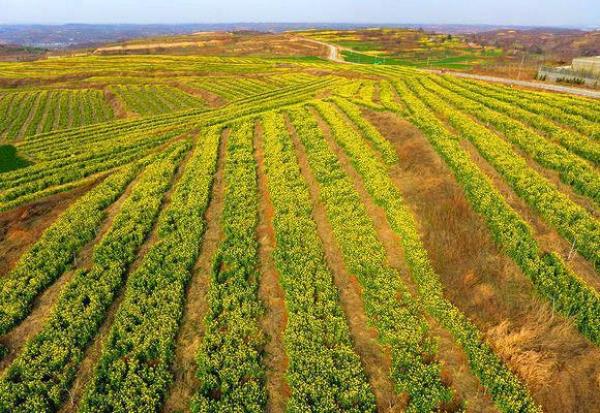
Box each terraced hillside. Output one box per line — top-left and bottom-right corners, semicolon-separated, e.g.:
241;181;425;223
0;53;598;413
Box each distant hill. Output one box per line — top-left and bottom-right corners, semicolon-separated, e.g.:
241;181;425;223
0;24;378;48
91;31;331;59
0;44;46;61
0;24;221;49
0;23;588;49
466;28;600;62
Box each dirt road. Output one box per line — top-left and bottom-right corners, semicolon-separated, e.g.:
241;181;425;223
298;38;346;63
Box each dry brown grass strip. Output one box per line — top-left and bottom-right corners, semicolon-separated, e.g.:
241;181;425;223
364;109;600;413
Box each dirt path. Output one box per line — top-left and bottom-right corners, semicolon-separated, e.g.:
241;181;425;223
161;130;228;413
427;70;600;99
103;89;128;119
254;122;290;413
310;107;493;412
364;109;600;413
297;36;599;100
297;37;346;63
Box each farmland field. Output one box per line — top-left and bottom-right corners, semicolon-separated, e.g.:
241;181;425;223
0;41;599;413
298;29;504;69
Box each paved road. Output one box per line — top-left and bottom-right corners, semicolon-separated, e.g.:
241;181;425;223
427;70;600;99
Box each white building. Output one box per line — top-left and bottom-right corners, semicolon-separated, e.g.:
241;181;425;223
572;56;600;75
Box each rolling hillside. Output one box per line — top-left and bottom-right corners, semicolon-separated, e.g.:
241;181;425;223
0;49;599;413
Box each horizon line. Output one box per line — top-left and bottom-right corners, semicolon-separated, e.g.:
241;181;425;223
0;21;597;29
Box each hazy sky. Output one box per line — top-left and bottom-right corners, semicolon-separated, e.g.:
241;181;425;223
0;0;597;27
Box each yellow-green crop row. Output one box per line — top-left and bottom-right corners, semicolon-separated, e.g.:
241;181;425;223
391;78;600;346
433;76;600;166
261;110;377;412
79;128;220;412
288;106;457;412
330;96;398;165
0;141;190;412
193;122;267;412
313;98;542;413
111;84;204;116
0;160;145;336
412;77;600;269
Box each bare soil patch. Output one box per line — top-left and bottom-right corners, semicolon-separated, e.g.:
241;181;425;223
177;83;225;108
0;182;96;276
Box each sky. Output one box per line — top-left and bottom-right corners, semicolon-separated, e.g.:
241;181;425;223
0;0;597;27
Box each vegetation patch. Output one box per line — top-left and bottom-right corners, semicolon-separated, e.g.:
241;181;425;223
0;145;30;173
